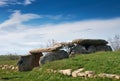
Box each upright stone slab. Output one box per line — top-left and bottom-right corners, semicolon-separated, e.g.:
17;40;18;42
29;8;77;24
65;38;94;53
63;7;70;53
39;50;69;65
17;52;43;71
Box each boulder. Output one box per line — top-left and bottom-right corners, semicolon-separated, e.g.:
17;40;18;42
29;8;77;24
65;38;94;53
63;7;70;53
87;45;96;53
17;52;43;71
70;45;87;54
39;50;69;65
96;45;112;51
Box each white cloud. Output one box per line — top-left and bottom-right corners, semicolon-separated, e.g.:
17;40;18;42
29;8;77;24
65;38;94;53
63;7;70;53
43;14;75;20
0;11;120;54
0;0;35;7
24;0;31;5
24;0;35;5
0;10;41;30
0;0;7;6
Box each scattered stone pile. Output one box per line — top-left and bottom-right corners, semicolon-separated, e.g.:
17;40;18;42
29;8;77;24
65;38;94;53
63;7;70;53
0;65;18;70
48;68;120;79
98;73;120;79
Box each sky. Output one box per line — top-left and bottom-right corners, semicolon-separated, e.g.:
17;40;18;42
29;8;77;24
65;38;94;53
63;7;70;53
0;0;120;55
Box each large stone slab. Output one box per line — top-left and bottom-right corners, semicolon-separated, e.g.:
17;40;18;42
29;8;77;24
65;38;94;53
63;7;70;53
72;39;108;45
29;43;63;53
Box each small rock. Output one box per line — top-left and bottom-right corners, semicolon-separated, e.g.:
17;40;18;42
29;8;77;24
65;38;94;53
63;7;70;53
98;73;107;78
50;69;54;72
2;67;5;70
77;72;87;77
47;69;52;72
4;65;8;67
72;68;84;77
105;74;116;78
87;74;94;78
93;75;97;78
85;71;95;78
46;69;55;73
98;73;120;79
115;75;120;79
9;65;13;69
72;71;77;77
12;67;15;70
15;66;18;70
58;69;72;76
53;70;57;73
85;71;95;75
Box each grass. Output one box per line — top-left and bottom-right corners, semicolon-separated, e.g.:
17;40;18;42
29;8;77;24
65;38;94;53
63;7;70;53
0;55;20;65
0;51;120;81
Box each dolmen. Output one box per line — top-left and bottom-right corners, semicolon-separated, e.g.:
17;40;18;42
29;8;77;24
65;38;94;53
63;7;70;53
17;39;112;71
17;44;69;71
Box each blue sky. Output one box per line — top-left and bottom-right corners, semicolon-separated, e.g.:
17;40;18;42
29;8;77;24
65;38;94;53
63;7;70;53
0;0;120;54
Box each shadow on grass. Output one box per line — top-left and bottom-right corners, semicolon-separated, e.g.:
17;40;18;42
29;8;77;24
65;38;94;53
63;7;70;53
1;76;23;80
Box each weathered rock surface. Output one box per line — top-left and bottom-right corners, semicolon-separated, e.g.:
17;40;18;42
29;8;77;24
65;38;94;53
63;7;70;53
67;39;112;55
70;45;87;54
96;45;112;51
39;50;69;65
72;39;108;45
87;46;96;53
17;52;43;71
29;43;63;53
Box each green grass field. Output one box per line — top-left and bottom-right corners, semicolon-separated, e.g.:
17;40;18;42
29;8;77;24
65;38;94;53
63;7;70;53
0;51;120;81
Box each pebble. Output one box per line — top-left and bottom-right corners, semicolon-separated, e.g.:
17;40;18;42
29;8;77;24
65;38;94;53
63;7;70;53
58;69;72;76
0;64;18;70
72;68;84;77
77;72;87;77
